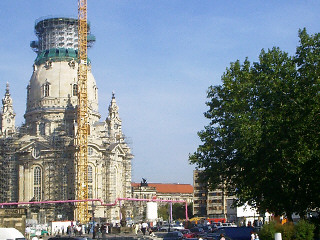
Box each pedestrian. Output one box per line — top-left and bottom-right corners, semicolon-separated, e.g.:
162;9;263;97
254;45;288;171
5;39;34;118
220;234;225;240
134;223;139;235
101;224;106;240
25;226;31;240
93;224;96;239
95;224;101;239
141;221;148;236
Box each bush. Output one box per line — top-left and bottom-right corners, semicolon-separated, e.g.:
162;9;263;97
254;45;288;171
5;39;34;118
259;221;277;240
260;221;315;240
294;220;315;240
259;221;294;240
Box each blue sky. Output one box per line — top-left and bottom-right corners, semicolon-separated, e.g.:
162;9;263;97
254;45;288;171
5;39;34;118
1;1;320;185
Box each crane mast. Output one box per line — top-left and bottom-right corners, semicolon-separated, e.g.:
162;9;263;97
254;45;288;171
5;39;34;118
76;0;89;223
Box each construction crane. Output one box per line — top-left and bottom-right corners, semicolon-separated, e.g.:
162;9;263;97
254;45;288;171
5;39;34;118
76;0;89;223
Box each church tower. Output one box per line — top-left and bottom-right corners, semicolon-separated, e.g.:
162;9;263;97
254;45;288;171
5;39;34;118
106;93;123;142
0;17;133;224
0;83;16;137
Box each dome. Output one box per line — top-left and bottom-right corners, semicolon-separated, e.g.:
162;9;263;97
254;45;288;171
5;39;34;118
25;60;100;126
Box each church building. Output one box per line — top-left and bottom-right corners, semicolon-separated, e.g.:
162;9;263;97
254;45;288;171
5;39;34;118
0;17;133;224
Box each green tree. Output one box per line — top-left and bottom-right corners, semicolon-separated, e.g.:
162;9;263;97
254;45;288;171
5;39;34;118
158;204;169;221
158;203;193;221
172;203;186;220
190;29;320;219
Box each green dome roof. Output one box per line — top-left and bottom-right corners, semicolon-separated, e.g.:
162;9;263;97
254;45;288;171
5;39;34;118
34;48;91;65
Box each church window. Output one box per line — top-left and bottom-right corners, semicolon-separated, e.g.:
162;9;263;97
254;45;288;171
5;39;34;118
39;122;45;135
34;166;41;201
34;187;41;201
73;84;78;96
43;83;50;97
88;165;93;183
88;165;93;198
88;147;93;156
88;185;93;199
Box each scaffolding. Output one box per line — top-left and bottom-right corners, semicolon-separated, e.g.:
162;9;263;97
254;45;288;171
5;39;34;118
30;17;95;55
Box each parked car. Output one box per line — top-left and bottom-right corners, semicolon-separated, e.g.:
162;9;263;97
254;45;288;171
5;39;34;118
180;229;196;239
171;224;185;231
163;231;183;240
205;230;225;240
189;227;206;238
160;224;184;232
202;225;212;233
218;223;237;228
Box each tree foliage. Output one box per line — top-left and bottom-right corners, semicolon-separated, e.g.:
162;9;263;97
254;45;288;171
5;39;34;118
158;203;193;221
190;29;320;218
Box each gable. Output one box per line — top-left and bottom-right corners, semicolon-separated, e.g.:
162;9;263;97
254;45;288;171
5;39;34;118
108;143;126;156
17;138;52;154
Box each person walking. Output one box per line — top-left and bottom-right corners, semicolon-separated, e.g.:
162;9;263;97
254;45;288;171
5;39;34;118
134;224;139;235
141;221;148;236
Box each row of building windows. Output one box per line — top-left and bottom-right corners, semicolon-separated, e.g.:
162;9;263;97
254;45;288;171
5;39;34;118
208;206;224;211
194;193;206;198
194;200;207;204
208;199;223;204
208;192;223;196
27;83;97;100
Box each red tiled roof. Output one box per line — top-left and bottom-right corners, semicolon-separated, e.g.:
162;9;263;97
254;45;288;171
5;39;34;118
131;182;193;194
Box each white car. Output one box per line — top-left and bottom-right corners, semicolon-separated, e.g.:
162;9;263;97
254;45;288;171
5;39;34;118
218;223;237;228
171;224;184;231
160;224;184;231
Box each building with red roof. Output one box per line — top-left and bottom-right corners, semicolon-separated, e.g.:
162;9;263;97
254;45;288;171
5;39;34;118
131;182;193;205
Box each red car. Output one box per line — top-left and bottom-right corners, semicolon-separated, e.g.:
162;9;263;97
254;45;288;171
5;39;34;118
180;229;196;238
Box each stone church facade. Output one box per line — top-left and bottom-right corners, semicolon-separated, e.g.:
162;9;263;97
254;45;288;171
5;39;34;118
0;17;133;224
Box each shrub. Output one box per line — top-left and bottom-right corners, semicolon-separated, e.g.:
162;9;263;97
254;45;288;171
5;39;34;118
281;223;295;240
259;221;278;240
260;220;315;240
294;220;315;240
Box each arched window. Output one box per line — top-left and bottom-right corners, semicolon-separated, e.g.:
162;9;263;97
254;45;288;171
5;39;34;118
44;83;50;97
34;166;41;201
73;84;78;96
